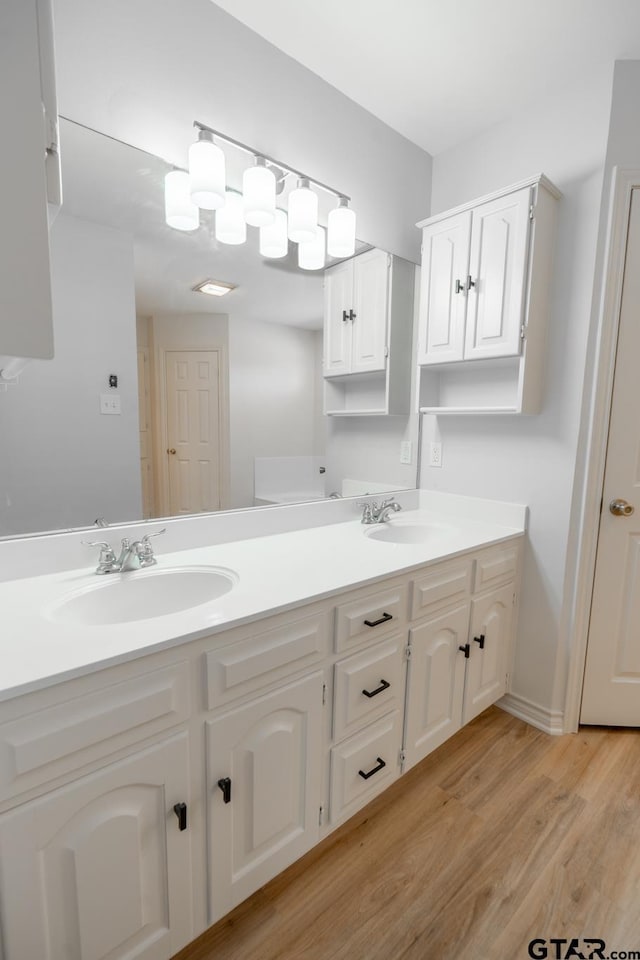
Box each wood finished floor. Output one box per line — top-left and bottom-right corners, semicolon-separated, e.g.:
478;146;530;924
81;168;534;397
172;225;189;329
173;707;640;960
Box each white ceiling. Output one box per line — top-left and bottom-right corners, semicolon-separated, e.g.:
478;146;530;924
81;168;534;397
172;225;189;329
212;0;640;155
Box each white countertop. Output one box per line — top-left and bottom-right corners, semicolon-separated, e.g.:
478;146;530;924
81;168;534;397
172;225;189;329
0;500;525;704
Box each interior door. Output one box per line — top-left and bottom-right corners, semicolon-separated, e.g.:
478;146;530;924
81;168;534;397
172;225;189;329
164;350;222;516
581;188;640;725
137;347;154;518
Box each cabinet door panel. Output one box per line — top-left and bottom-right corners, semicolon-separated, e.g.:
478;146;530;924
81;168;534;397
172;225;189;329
207;673;323;922
351;248;389;373
323;259;353;376
404;603;469;771
0;734;192;960
417;212;471;365
463;583;514;723
465;187;531;360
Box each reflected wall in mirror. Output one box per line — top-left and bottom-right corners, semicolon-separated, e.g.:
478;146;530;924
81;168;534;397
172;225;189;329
0;121;419;539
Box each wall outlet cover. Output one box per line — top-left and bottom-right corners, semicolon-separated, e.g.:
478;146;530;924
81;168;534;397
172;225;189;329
400;440;412;464
100;394;121;415
429;441;442;467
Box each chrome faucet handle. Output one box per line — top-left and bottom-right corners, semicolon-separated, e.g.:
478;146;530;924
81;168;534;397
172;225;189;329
137;528;166;566
81;539;117;574
141;527;166;545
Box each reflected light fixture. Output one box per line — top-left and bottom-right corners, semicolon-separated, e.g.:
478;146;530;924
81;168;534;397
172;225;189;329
288;178;318;243
327;197;356;258
215;191;246;245
259;208;288;258
164;170;199;231
243;157;276;226
189;129;225;210
192;279;237;297
298;225;326;271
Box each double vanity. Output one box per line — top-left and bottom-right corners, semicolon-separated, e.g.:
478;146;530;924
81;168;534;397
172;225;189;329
0;491;525;959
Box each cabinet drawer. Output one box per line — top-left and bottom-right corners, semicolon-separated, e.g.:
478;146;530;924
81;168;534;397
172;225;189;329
411;559;472;620
0;662;190;802
334;584;407;652
205;611;329;709
474;543;519;593
333;636;405;742
330;712;401;824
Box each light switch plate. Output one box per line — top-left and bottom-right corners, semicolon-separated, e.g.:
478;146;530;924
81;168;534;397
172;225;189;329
400;440;412;465
100;394;121;415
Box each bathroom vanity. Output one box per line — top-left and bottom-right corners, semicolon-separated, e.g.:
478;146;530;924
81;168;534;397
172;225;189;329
0;493;524;959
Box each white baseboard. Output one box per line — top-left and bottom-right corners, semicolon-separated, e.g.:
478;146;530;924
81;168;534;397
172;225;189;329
497;692;564;736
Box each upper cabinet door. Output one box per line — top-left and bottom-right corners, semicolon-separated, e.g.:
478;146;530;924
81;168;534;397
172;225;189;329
464;187;531;361
417;211;471;365
351;248;390;374
323;259;354;376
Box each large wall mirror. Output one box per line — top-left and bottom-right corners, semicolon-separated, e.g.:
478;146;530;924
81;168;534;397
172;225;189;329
0;117;419;539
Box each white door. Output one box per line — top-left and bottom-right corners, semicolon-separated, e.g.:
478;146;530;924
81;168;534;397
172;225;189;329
351;248;389;373
582;189;640;725
464;187;531;360
164;350;222;515
0;735;193;960
206;672;323;922
403;603;468;770
463;583;513;723
323;259;353;376
417;211;472;365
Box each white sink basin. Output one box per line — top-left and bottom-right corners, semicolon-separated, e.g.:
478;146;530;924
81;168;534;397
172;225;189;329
46;565;237;626
366;521;450;545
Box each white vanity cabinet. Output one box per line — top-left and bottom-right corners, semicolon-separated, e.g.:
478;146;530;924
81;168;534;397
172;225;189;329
1;0;60;364
323;248;415;415
416;175;560;414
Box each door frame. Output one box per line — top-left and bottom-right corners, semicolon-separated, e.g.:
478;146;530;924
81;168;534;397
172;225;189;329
154;345;231;517
564;168;640;731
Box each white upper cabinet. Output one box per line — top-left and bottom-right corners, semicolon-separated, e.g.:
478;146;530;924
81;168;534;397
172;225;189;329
0;0;60;364
416;175;560;415
323;248;415;416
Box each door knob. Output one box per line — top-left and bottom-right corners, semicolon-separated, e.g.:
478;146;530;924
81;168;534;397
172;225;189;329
609;499;635;517
167;448;176;455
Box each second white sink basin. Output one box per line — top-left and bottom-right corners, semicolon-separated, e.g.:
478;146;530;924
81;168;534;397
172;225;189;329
366;521;450;545
47;565;237;626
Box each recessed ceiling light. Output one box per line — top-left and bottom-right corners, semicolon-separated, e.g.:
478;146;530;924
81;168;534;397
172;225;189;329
192;279;237;297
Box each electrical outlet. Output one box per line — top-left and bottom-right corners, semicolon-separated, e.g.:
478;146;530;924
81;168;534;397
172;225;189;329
429;441;442;468
100;394;121;415
400;440;412;465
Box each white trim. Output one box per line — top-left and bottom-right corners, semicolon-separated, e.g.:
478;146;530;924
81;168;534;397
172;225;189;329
562;168;640;733
416;173;562;228
497;693;564;736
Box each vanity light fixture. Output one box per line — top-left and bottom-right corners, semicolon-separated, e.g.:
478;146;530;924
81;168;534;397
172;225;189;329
259;208;288;258
298;225;326;271
164;170;199;231
243;156;276;227
192;279;237;297
165;121;357;262
189;128;225;210
215;191;246;245
327;197;356;258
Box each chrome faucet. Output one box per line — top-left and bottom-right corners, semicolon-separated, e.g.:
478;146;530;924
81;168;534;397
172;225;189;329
83;528;166;574
359;498;402;524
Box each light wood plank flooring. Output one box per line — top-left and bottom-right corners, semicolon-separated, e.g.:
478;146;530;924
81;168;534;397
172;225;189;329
173;707;640;960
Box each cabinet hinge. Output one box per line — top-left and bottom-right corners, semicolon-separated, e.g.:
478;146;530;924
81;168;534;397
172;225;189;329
399;749;406;766
529;204;535;221
404;645;412;661
319;805;324;826
322;683;327;706
384;345;389;358
512;591;517;606
520;323;526;340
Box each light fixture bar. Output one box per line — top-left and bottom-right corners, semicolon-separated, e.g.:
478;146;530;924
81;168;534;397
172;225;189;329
193;121;350;203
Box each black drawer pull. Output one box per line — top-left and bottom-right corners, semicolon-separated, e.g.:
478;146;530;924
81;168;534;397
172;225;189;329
362;679;391;698
358;757;386;780
342;309;349;322
218;777;232;803
364;612;393;628
473;633;485;650
173;802;187;831
459;643;470;659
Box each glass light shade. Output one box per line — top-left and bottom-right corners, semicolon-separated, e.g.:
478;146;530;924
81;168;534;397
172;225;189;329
327;199;356;258
298;226;326;271
259;209;288;258
189;136;225;210
215;191;246;245
288;178;318;243
243;158;276;227
165;170;199;232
